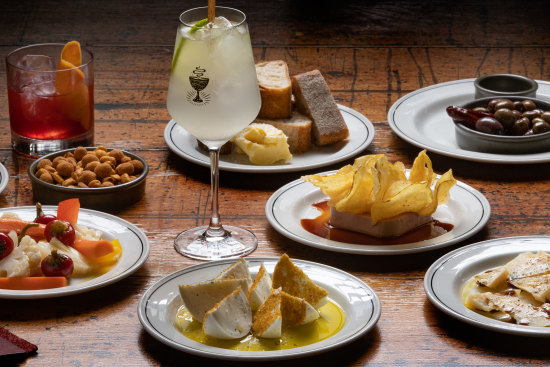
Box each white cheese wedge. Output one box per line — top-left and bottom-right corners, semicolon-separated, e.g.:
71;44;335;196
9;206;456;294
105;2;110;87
281;291;319;326
216;258;253;287
252;288;282;338
329;207;433;238
202;286;252;339
272;254;328;308
467;290;550;327
506;251;550;280
473;266;509;289
248;264;272;311
509;273;550;302
179;278;249;321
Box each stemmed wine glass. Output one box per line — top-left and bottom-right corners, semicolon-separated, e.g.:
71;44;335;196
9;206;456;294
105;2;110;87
167;6;261;260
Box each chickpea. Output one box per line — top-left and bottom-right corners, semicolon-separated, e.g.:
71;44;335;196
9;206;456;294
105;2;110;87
81;153;99;167
94;163;114;179
88;179;102;188
85;161;100;171
79;170;96;185
116;162;134;175
39;172;53;184
52;156;66;168
101;181;114;187
37;159;52;170
108;149;125;164
56;161;74;178
73;146;88;161
130;159;144;174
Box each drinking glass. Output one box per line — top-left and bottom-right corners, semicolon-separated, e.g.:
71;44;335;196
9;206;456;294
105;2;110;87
6;43;94;157
167;6;261;260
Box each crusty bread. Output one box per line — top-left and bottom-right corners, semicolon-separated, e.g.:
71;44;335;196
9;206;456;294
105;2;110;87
292;70;349;146
253;110;312;153
256;60;292;119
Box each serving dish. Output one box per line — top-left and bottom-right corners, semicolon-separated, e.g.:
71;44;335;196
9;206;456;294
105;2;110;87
138;257;380;361
388;78;550;164
28;147;148;210
164;104;375;173
0;205;150;299
452;96;550;154
265;171;490;255
0;162;8;194
474;74;538;99
424;235;550;337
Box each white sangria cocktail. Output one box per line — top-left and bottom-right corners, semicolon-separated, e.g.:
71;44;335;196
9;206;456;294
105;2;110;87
167;7;261;260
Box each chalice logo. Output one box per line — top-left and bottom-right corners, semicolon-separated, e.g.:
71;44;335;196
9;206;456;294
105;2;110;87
187;66;210;105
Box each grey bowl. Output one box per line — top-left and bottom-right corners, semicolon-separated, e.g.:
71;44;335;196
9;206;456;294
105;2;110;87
452;96;550;154
474;74;538;99
28;148;148;211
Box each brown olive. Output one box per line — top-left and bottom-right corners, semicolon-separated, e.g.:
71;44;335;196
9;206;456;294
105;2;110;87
493;108;516;129
511;110;522;120
541;112;550;123
512;117;531;136
475;117;504;135
494;99;514;111
532;119;550;134
522;110;542;121
487;99;505;113
512;101;525;112
521;99;536;111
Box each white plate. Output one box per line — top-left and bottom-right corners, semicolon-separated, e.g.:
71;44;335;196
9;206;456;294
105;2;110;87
424;236;550;337
388;79;550;164
164;104;375;173
0;162;8;194
265;172;490;255
0;205;150;299
137;257;380;361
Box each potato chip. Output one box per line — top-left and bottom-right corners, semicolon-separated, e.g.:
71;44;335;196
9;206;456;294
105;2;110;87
302;150;456;224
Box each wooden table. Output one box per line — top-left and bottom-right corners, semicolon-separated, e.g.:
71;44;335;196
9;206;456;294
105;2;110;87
1;0;550;365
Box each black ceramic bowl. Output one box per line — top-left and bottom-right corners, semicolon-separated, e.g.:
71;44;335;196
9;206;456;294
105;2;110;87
474;74;538;99
28;148;148;211
452;96;550;154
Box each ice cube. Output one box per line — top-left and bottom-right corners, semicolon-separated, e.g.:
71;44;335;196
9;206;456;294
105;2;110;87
209;16;232;30
15;54;55;71
193;16;233;40
34;80;57;97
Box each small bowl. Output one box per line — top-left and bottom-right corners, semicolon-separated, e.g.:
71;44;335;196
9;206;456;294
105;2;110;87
452;96;550;154
474;74;538;99
29;148;148;211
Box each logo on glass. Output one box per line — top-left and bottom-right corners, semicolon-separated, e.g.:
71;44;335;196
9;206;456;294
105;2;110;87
187;66;210;105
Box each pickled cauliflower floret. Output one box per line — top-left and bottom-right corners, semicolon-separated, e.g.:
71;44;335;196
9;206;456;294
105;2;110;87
0;234;42;277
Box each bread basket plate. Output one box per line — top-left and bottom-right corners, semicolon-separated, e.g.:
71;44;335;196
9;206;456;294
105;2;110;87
164;105;374;173
0;162;8;194
138;257;380;361
424;236;550;337
388;79;550;164
0;205;150;299
265;172;490;255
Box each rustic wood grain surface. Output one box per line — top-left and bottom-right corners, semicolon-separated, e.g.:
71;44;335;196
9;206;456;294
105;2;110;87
1;0;550;365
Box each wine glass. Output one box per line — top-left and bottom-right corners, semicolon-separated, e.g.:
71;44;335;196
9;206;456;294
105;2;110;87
167;6;261;260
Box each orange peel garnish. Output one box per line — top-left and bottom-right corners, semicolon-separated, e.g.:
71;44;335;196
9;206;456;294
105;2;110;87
60;40;82;66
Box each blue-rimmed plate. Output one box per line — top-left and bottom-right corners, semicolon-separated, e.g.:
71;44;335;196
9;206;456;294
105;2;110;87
164;104;375;173
0;205;150;299
424;236;550;337
266;172;490;255
138;257;380;361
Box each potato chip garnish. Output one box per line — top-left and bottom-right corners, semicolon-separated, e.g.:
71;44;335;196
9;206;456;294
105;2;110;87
302;150;456;224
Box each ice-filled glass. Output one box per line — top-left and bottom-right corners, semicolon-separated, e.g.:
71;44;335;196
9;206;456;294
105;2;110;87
167;6;261;260
6;43;94;157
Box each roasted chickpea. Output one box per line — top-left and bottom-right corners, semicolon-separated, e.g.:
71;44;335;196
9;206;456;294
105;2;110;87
39;172;54;184
81;153;99;167
108;149;125;164
94;163;114;179
85;161;100;171
88;180;102;188
56;161;74;178
116;162;134;175
52;156;66;168
37;159;52;170
130;159;144;174
73;146;88;161
79;170;96;185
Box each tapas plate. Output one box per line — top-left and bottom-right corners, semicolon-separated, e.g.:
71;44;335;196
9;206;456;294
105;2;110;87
265;172;490;255
164;104;375;173
138;257;380;361
0;162;8;194
388;79;550;164
424;236;550;337
0;205;150;299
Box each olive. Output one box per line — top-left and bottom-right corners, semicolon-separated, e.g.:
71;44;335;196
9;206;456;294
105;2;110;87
522;110;542;121
493;108;516;130
494;99;514;111
521;99;537;111
512;101;525;112
512;117;531;136
487;99;505;113
473;107;489;113
541;112;550;123
475;117;504;135
532;119;550;134
511;110;522;120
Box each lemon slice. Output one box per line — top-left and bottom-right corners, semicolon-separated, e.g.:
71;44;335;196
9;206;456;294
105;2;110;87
171;18;209;72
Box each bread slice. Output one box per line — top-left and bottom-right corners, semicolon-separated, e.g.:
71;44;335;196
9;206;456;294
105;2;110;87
272;254;328;308
251;288;282;338
253;110;312;153
292;70;349;146
256;60;292;119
